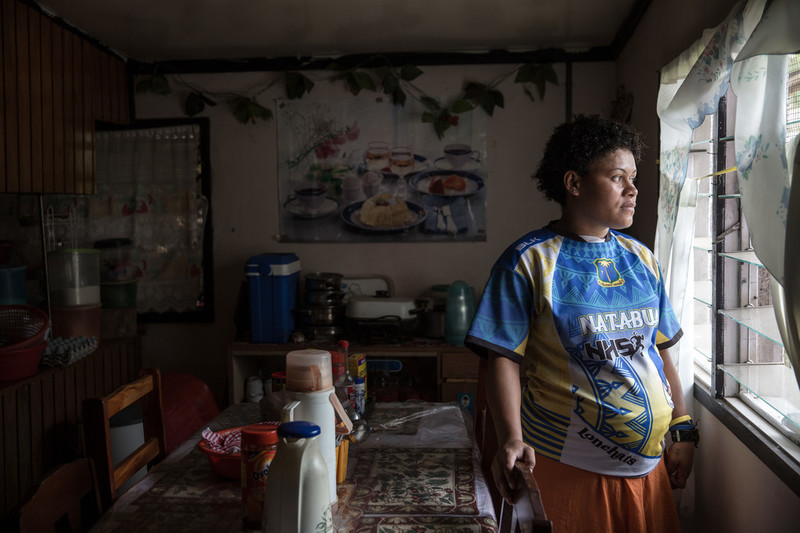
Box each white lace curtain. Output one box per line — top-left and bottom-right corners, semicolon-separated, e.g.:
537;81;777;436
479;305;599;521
91;124;207;314
655;0;800;406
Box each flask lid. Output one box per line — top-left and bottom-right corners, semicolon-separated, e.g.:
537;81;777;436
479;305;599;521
278;420;321;438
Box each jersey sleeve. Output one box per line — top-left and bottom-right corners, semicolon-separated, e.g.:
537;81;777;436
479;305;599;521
465;263;533;362
654;262;683;350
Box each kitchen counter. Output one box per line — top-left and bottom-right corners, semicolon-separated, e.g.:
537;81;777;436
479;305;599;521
228;340;480;407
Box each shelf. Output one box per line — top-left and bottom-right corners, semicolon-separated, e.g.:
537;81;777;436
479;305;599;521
694;280;712;306
693;237;712;252
718;363;800;438
693;322;712;360
719;250;764;267
718;306;784;347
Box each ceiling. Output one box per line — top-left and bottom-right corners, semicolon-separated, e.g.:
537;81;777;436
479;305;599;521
35;0;644;65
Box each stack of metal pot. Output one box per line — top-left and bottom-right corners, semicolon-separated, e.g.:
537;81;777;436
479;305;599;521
293;272;346;341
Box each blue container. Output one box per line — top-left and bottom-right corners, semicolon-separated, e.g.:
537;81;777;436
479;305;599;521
246;253;301;343
0;265;27;305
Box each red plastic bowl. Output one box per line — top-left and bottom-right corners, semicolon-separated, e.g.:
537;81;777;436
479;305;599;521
197;426;243;480
0;342;45;381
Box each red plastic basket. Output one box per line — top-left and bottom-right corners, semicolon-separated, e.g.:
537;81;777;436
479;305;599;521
0;305;50;351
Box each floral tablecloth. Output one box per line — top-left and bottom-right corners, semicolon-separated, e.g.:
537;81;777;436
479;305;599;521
90;402;497;533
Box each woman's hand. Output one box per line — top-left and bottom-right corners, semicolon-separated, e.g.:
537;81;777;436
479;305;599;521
492;438;537;503
665;441;695;488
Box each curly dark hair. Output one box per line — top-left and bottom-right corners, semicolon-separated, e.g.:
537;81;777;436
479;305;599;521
533;114;645;204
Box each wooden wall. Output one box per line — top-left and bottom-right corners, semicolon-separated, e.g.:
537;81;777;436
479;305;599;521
0;336;141;524
0;0;130;195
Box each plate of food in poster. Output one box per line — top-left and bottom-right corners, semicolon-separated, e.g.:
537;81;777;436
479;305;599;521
341;194;427;232
409;169;485;197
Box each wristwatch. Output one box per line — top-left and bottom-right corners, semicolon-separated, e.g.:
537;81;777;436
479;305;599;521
670;427;700;446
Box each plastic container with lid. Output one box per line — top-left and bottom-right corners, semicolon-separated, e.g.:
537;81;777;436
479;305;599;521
48;249;101;307
285;349;332;392
100;279;138;308
94;238;135;282
241;422;279;529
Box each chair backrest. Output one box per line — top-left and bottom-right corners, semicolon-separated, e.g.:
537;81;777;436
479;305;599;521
82;367;167;510
161;373;220;452
18;457;102;533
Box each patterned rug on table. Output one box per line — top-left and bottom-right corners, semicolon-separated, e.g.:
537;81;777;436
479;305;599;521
350;515;498;532
347;447;479;515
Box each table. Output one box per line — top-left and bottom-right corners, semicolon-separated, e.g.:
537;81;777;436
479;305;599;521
90;401;498;532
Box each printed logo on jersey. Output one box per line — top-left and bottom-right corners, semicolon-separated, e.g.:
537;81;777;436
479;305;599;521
583;332;645;361
593;258;624;287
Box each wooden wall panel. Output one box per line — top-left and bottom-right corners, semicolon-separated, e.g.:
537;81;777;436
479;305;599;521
0;337;141;524
51;23;65;194
1;0;130;194
2;0;19;194
14;2;31;193
28;8;43;193
0;0;6;194
38;10;54;193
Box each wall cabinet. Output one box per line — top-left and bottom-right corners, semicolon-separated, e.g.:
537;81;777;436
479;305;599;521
1;0;130;195
228;342;481;407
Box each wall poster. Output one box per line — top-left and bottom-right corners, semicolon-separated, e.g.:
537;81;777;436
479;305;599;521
276;98;487;243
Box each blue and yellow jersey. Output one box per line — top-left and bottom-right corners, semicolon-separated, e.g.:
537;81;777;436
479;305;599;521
465;226;682;477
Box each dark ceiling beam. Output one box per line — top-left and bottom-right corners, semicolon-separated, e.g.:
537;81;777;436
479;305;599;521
128;46;618;75
609;0;653;58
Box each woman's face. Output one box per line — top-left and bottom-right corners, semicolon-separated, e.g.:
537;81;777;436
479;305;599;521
568;148;638;235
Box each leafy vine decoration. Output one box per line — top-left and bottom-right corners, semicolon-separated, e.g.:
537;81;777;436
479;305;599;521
134;57;558;139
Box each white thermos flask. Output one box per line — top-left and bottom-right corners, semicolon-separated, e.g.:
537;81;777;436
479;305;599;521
262;421;332;533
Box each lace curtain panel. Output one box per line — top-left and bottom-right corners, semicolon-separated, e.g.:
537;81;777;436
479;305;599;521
87;124;207;314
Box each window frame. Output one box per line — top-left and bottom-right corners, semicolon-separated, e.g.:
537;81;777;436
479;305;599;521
686;91;800;496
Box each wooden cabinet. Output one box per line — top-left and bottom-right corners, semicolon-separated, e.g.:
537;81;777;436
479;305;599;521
228;342;482;406
0;336;141;524
1;0;130;195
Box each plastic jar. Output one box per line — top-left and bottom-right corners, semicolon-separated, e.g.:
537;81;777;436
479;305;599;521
94;238;134;282
241;422;278;529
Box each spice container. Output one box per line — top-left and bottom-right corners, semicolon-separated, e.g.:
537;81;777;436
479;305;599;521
241;423;279;529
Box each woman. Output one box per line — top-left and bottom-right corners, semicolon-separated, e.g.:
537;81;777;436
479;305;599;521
465;115;697;532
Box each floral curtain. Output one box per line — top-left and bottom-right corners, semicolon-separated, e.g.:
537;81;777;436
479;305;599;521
656;0;800;446
655;0;764;425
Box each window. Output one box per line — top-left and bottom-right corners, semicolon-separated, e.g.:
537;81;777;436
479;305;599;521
691;55;800;446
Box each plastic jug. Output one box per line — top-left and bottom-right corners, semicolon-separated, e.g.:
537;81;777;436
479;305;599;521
262;421;332;533
444;280;476;346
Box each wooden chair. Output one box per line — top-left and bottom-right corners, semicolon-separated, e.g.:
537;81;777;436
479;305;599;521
18;458;102;533
82;367;167;510
475;358;553;533
161;373;220;452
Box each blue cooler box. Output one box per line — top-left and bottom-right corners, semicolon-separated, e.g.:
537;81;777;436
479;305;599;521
246;253;301;343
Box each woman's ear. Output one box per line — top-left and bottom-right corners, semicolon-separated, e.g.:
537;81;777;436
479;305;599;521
563;171;580;197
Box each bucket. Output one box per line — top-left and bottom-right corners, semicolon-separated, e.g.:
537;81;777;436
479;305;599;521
51;304;101;339
48;249;101;307
0;265;27;305
100;280;138;309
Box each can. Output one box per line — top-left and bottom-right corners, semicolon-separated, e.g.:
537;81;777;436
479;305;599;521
241;423;279;528
348;353;367;397
354;377;366;416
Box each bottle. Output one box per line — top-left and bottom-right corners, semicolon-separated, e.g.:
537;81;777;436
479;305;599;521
333;340;355;408
353;376;366;416
241;423;278;529
444;280;476;346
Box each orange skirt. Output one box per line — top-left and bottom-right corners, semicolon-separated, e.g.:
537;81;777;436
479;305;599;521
533;454;680;533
